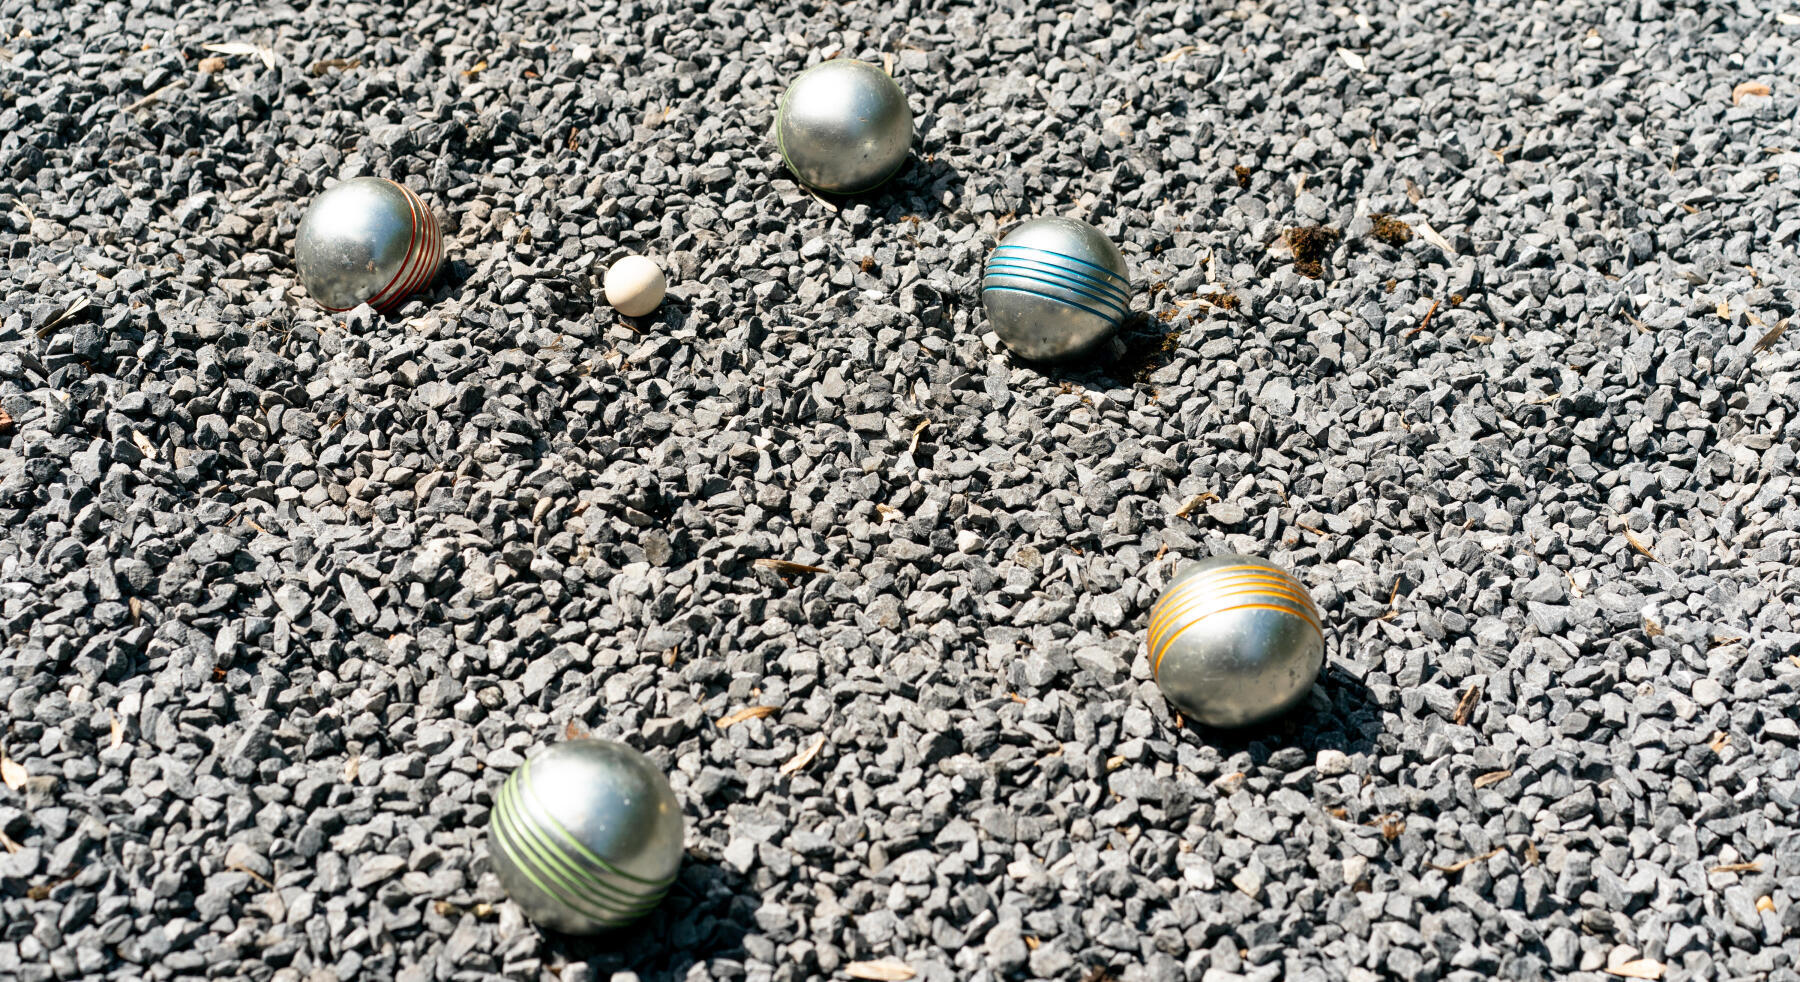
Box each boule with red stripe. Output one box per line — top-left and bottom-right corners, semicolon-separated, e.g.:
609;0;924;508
295;176;444;313
1146;554;1324;728
486;738;683;934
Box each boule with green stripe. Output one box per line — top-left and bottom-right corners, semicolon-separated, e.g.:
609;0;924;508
487;738;684;934
982;215;1131;361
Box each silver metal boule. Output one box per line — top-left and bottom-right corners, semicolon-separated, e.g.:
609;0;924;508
487;739;684;934
982;216;1130;361
295;176;442;313
1146;555;1324;728
774;59;913;194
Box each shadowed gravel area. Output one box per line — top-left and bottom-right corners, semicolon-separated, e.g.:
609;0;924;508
3;1;1799;980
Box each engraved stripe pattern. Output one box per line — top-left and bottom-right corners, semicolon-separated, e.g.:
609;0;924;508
322;181;443;314
1148;563;1322;678
487;758;677;926
982;243;1131;327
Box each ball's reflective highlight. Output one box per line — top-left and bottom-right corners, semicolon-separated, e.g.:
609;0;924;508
774;59;913;194
1147;555;1324;728
982;216;1130;361
295;177;443;313
487;739;684;934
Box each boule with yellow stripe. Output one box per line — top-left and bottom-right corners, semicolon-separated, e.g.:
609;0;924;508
487;738;683;934
1146;554;1324;728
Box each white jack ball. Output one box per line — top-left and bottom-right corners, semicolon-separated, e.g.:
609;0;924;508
604;256;666;317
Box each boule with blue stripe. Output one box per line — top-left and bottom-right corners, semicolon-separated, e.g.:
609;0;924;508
295;176;443;314
982;216;1131;361
487;738;684;934
1146;555;1325;728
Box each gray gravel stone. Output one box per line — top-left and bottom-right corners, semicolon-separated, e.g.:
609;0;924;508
2;1;1798;981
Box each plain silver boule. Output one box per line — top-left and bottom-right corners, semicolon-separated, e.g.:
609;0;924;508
774;59;913;194
1146;555;1324;728
487;739;684;934
295;177;442;313
982;216;1131;361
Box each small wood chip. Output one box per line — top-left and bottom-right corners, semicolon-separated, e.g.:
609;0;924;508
1709;731;1731;753
1405;298;1442;337
716;705;777;729
1105;755;1126;771
1158;45;1197;63
1624;529;1658;563
1;753;26;790
1472;769;1511;789
1758;895;1776;912
753;558;831;576
909;418;930;453
124;80;186;112
1525;840;1539;865
461;60;488;77
342;754;361;783
131;430;156;459
0;408;13;436
35;294;91;338
1453;682;1481;726
309;57;360;75
110;714;124;749
1607;960;1666;980
0;829;19;853
1732;81;1772;104
1336;48;1367;72
1425;846;1505;874
845;960;915;981
1566;569;1585;599
197;56;227;73
1415;221;1456;255
779;733;826;777
202;41;276;70
564;719;588;740
1753;318;1789;352
1708;862;1760;873
228;862;276;891
1173;492;1219;517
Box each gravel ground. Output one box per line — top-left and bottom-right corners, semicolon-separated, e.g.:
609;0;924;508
3;1;1800;980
